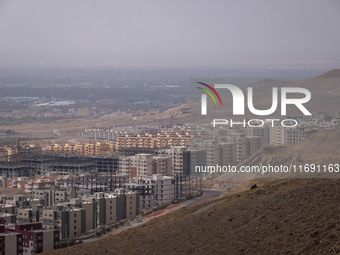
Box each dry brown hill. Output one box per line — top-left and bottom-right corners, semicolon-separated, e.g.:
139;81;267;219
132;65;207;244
244;129;340;168
44;178;340;255
317;69;340;78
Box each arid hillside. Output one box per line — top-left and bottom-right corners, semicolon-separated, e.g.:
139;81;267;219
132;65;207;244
44;178;340;255
317;69;340;78
244;128;340;168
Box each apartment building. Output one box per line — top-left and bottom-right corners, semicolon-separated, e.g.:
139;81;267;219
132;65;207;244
79;199;97;232
245;126;270;145
125;175;175;211
92;190;139;226
216;143;236;165
0;164;30;179
80;128;119;141
40;159;96;177
125;192;138;219
5;223;59;255
45;142;114;156
124;182;154;212
116;131;190;150
0;213;16;224
0;225;23;255
139;175;175;207
58;174;129;192
152;156;172;175
158;146;191;176
32;186;90;206
286;128;306;144
16;205;41;224
94;193;118;226
0;144;42;163
0;148;8;162
6;177;55;193
224;133;247;162
21;157;56;176
68;208;86;239
131;154;153;177
0;204;16;215
4;196;29;208
118;156;132;177
246;136;262;156
190;140;236;166
119;154;153;178
41;206;86;239
16;208;32;224
269;126;286;145
189;150;207;175
93;155;119;174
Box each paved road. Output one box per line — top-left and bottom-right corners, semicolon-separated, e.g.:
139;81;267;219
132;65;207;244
179;189;222;208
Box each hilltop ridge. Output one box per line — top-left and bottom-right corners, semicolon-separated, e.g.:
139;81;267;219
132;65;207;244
317;69;340;78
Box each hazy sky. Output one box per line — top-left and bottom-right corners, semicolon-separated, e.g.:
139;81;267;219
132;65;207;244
0;0;339;67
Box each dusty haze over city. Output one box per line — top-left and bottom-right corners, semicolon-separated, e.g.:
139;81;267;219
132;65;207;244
0;1;340;255
0;0;339;68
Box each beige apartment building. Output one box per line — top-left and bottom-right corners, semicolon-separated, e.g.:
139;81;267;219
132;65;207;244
41;206;85;239
116;131;190;150
68;208;85;239
41;209;57;230
0;228;22;255
45;142;114;156
95;190;139;226
16;208;31;223
269;126;286;145
0;213;16;224
126;192;138;219
81;199;97;232
152;156;172;175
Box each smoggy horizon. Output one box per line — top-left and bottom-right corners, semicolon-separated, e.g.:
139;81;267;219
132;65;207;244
0;0;340;69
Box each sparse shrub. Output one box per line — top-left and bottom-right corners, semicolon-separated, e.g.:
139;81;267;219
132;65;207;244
68;240;76;246
60;242;68;248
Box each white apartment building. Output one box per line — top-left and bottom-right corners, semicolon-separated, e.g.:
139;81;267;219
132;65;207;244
158;146;190;176
118;154;153;178
126;174;175;210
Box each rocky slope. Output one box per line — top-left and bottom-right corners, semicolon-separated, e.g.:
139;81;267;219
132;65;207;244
44;178;340;255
